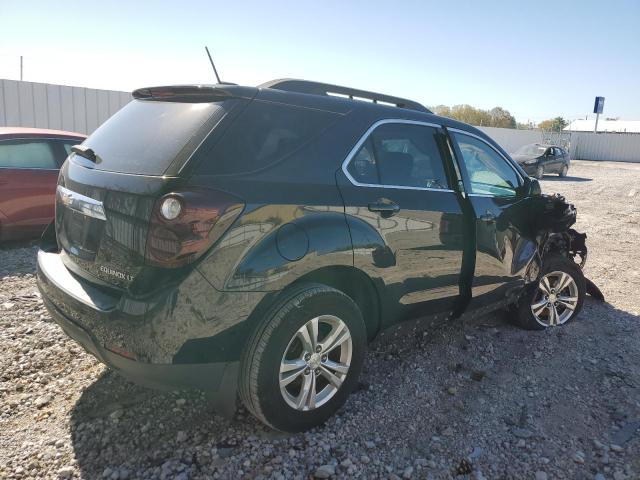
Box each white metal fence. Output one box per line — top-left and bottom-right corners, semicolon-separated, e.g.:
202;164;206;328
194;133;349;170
568;132;640;163
0;79;130;135
478;126;640;163
1;79;639;162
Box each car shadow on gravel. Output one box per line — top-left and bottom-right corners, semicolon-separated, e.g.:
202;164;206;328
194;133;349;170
68;368;268;478
0;241;38;277
541;175;592;182
67;298;639;478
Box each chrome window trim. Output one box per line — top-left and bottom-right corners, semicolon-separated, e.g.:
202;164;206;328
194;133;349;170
56;185;107;221
341;119;455;193
0;137;84;143
447;127;524;184
0;166;59;172
468;192;516;198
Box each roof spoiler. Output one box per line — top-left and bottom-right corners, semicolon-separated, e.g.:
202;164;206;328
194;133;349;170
132;84;255;102
260;78;431;113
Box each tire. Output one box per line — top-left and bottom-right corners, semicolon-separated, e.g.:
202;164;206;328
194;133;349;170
559;164;568;177
512;254;585;330
239;283;366;432
535;165;544;179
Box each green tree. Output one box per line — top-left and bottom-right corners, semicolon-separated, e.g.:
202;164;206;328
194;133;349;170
489;107;517;129
538;117;568;132
429;104;518;128
432;105;451;117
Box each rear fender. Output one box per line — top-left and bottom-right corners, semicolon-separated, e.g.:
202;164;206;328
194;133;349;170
198;207;353;292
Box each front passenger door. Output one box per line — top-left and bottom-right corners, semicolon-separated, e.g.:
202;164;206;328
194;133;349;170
543;147;555;172
449;130;534;308
552;147;563;173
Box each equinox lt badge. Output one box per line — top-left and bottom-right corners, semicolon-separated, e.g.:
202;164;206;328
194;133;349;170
100;265;133;282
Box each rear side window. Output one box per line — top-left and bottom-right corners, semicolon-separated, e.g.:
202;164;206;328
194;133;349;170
52;139;83;165
198;100;339;175
60;141;78;156
0;140;58;169
346;122;450;190
81;99;229;175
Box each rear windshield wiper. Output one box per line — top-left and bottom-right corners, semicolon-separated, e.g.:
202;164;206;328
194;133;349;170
71;145;98;163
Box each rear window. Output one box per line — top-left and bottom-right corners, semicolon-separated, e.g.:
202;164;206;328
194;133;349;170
81;99;229;175
197;100;339;175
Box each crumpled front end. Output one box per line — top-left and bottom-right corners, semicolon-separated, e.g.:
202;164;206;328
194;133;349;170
525;193;604;301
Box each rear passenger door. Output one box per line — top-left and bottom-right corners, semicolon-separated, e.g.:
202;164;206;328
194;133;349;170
336;120;466;322
448;129;532;308
0;139;60;239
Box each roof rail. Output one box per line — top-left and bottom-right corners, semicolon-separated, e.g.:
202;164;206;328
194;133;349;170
259;79;431;113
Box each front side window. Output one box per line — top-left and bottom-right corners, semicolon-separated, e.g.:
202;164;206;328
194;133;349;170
346;122;449;190
452;132;520;198
0;140;58;169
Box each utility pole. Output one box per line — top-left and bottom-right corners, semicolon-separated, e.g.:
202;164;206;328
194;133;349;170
20;56;23;81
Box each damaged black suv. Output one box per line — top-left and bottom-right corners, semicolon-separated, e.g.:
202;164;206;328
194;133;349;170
37;79;596;432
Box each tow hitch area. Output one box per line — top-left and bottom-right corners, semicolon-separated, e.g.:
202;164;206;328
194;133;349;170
531;194;605;302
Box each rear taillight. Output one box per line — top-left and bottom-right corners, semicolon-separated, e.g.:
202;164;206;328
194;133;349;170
145;189;244;268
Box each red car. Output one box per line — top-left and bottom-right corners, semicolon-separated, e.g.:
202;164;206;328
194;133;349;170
0;127;86;242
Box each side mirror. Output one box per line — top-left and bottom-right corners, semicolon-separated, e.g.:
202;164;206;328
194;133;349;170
522;176;542;197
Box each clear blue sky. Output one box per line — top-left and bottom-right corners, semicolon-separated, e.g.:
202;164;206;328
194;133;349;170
1;0;639;124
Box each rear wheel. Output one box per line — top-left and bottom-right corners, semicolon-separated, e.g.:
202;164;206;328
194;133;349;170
559;164;568;177
239;284;366;432
535;165;544;179
512;254;585;330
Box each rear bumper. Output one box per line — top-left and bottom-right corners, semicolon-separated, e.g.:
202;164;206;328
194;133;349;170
42;293;235;392
36;249;266;404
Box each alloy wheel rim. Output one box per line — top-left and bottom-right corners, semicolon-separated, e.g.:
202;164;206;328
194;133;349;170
531;270;579;327
279;315;352;411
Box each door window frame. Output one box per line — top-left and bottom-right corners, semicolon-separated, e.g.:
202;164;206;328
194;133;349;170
446;128;524;199
341;119;455;193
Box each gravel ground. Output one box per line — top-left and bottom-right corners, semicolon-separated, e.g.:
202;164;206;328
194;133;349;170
1;160;639;480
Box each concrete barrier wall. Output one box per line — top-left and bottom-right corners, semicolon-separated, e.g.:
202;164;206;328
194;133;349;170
476;126;543;154
0;79;130;135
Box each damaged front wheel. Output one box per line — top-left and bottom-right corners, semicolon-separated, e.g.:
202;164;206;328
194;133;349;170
512;254;586;330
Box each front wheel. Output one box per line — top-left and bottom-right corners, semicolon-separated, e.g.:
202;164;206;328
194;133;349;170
512;254;585;330
239;284;366;432
559;164;568;177
535;165;544;179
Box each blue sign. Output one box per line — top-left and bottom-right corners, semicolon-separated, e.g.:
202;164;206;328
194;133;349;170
593;96;605;114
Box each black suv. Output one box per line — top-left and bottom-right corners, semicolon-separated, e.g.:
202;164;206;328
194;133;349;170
37;79;591;432
512;143;571;179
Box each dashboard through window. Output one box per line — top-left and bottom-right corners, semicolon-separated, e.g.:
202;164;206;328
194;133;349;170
452;132;520;197
346;122;450;190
